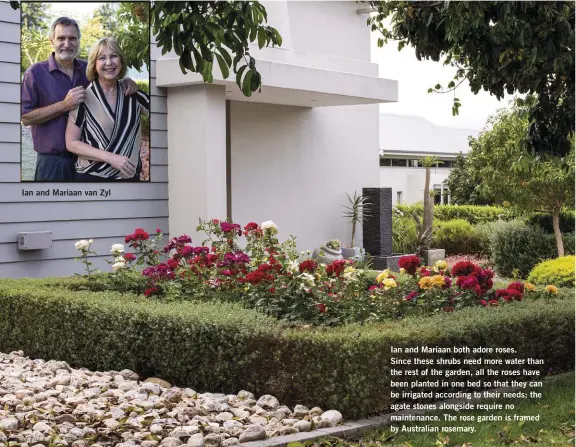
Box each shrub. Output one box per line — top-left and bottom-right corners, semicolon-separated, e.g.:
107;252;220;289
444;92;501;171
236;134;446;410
392;215;418;254
432;219;480;255
527;211;576;234
528;256;576;288
0;278;573;419
490;223;575;278
397;204;514;225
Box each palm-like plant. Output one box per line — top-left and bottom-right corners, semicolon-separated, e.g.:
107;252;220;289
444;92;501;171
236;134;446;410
341;191;372;248
413;156;442;255
21;29;52;74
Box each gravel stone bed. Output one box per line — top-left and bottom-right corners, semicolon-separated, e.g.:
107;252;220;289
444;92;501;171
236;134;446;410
0;351;343;446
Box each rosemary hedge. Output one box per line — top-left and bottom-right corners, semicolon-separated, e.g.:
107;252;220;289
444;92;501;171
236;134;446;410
0;278;573;419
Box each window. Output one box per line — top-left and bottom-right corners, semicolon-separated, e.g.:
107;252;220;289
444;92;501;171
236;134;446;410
380;158;392;166
438;160;453;168
391;159;407;167
409;159;420;167
433;184;442;205
396;191;403;204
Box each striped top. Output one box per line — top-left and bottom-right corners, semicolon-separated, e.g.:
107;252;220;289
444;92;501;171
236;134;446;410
69;79;149;179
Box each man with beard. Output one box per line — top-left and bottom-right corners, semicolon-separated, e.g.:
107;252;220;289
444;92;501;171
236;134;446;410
21;17;137;181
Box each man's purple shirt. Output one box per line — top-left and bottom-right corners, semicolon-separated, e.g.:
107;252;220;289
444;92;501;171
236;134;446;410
21;52;89;155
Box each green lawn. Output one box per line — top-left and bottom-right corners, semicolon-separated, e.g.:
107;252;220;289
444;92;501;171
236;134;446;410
303;372;575;447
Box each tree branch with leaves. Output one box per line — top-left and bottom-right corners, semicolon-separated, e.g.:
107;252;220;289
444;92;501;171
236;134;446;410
464;97;574;257
150;1;282;97
367;1;575;157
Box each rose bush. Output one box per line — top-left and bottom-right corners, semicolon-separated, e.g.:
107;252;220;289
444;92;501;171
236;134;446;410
73;222;563;326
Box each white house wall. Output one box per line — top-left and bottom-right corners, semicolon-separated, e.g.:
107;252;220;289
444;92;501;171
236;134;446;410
379;167;451;205
0;1;168;278
231;102;379;251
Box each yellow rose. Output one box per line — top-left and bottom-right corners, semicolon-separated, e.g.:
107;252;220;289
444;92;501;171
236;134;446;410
545;285;558;294
399;268;406;274
376;269;390;283
434;260;448;272
382;278;397;290
418;277;432;290
524;282;537;291
430;275;446;288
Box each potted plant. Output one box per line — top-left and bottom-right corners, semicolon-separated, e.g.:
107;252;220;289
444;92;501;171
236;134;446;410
340;191;372;261
413;155;445;266
312;239;343;264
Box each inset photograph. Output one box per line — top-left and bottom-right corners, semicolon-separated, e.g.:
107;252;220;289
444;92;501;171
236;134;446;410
20;1;150;182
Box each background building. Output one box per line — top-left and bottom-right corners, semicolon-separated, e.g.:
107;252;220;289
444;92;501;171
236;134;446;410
378;113;480;205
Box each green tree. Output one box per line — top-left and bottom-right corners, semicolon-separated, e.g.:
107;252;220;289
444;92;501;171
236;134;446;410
367;1;575;158
21;2;51;31
21;29;52;74
116;2;150;72
445;152;494;205
21;2;53;75
150;1;282;97
78;15;106;60
465;98;574;257
95;3;118;33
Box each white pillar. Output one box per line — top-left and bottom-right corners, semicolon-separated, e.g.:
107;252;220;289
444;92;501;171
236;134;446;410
167;84;227;242
440;183;444;205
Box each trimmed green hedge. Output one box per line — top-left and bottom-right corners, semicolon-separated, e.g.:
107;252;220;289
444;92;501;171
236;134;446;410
0;278;573;419
397;204;513;225
432;219;480;255
397;204;575;233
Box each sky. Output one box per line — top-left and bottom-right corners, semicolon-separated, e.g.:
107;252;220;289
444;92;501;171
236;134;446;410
370;28;515;131
48;2;104;26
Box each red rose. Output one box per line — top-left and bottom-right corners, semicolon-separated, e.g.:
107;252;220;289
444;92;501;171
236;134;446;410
299;260;318;273
156;228;162;233
315;303;327;313
495;289;509;299
405;291;418;301
326;259;347;277
507;282;525;294
368;285;378;292
124;253;136;262
443;306;454;312
507;289;523;301
451;261;481;277
398;255;421;275
167;258;180;270
243;222;259;231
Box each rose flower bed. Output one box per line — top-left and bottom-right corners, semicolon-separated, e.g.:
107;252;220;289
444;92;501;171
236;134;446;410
0;220;572;419
72;220;563;326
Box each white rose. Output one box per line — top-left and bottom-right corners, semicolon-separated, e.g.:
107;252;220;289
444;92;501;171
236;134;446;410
261;220;278;234
115;256;125;263
287;260;300;274
75;240;90;250
298;272;315;287
112;261;126;271
110;243;125;254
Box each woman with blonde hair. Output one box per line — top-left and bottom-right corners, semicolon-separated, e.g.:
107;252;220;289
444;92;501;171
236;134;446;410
65;37;149;180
